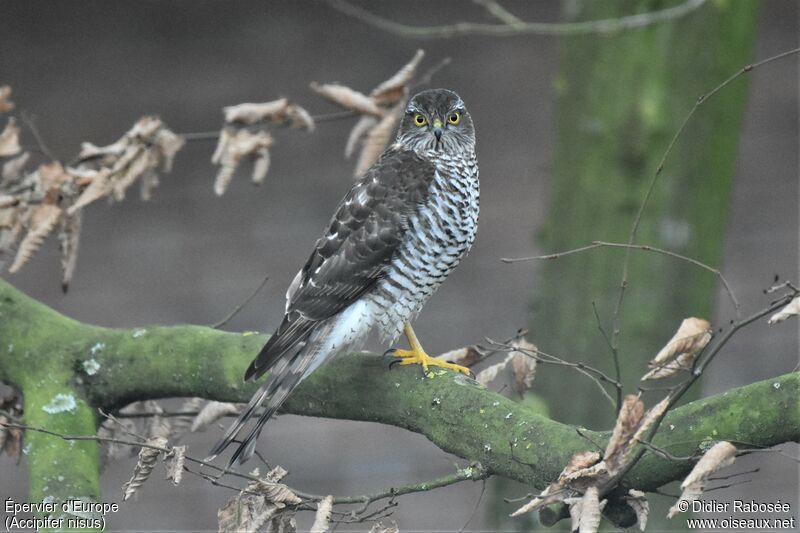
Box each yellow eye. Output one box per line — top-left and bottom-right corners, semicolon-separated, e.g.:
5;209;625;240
448;112;461;125
413;113;427;126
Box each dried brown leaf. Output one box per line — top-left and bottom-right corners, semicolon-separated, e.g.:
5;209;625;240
310;82;384;117
0;195;18;209
561;451;602;480
604;394;645;472
667;482;703;518
624;489;649;531
370;49;425;106
353;102;402;177
164;445;186;486
212;129;273;195
122;436;167;501
218;467;300;533
2;151;30;183
252;147;271;185
142;400;171;439
668;442;737;518
0;118;21;157
224;99;289;125
309;495;333;533
681;441;736;489
436;345;483;367
58;210;82;292
191;401;241;432
368;521;399;533
510;484;566;517
67;168;112;214
154;127;185;173
630;396;670;448
345;115;378;159
170;397;205;440
510;338;537;394
566;486;604;533
768;296;800;325
0;86;14;113
643;318;711;380
9;203;61;273
286;104;315;131
474;352;513;386
218;489;277;533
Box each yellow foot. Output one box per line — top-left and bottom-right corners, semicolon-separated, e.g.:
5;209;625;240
391;347;471;376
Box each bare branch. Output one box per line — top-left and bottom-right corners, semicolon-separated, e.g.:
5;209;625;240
325;0;707;38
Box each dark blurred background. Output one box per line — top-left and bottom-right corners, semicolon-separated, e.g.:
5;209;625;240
0;1;797;531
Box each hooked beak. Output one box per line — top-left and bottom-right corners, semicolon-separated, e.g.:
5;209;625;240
432;118;444;142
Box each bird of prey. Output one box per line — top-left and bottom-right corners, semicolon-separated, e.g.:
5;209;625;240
210;88;479;465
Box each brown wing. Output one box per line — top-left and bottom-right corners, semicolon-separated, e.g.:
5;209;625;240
244;147;436;380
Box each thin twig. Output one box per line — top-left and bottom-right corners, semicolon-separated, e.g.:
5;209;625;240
608;47;800;351
19;111;59;162
600;291;797;498
485;337;622;408
210;273;270;329
592;301;622;413
504;240;742;318
325;0;707;38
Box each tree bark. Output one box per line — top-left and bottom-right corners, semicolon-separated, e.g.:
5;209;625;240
0;277;797;530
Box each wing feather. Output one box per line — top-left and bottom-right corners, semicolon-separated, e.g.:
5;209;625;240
245;147;436;380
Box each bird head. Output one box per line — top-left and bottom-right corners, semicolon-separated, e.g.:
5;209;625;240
397;89;475;153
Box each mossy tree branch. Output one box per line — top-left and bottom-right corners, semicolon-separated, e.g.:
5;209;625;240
0;277;798;522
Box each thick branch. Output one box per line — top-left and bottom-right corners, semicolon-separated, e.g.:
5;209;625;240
0;277;798;498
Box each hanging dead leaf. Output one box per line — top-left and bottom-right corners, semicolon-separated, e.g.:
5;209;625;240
344;115;378;159
0;118;21;157
218;466;301;533
252;147;271;185
66;168;112;214
561;451;602;479
630;396;670;448
768;296;800;325
604;395;645;472
309;495;333;533
170;397;205;440
224;99;289;125
212;129;274;195
191;401;240;432
122;436;168;501
668;441;737;518
58;210;82;292
510;484;567;517
436;345;484;367
310;83;384;117
681;441;737;489
164;445;186;486
509;338;537;394
368;521;399;533
286;104;315;131
353;102;403;177
370;50;425;106
474;352;513;386
643;318;711;380
9;203;61;273
566;486;605;533
2;151;29;183
624;489;649;531
0;86;14;113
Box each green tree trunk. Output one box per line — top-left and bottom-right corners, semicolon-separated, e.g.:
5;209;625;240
494;1;758;529
535;0;757;427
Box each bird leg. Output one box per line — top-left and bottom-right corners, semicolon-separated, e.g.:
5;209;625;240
390;323;471;375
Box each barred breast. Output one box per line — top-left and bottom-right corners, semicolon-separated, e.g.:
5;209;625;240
369;150;480;343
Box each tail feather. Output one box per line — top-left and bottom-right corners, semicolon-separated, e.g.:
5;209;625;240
208;322;329;465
